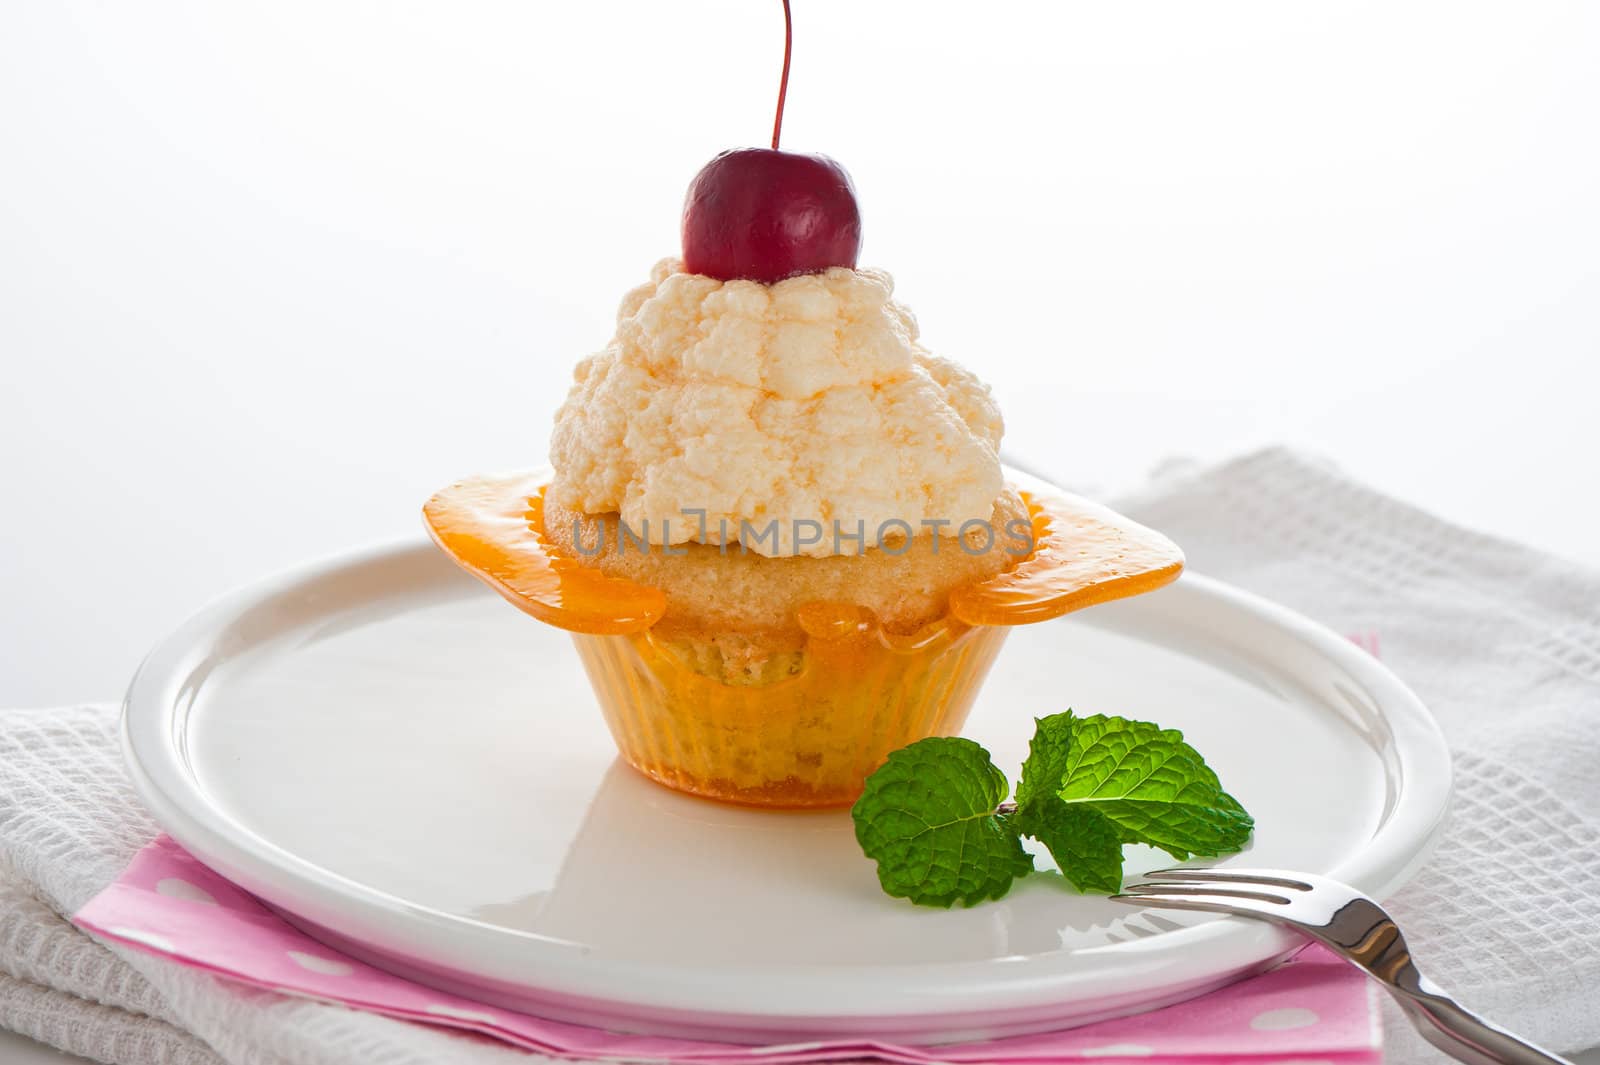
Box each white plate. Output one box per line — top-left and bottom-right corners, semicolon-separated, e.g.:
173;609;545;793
122;522;1450;1044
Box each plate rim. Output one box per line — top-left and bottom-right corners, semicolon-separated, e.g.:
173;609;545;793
121;535;1452;1032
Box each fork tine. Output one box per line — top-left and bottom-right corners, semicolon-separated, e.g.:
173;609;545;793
1108;892;1253;915
1140;868;1314;891
1116;883;1295;905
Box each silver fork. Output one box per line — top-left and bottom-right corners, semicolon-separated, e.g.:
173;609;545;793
1113;868;1573;1065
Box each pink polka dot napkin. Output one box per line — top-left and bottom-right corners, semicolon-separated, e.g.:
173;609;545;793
74;836;1381;1064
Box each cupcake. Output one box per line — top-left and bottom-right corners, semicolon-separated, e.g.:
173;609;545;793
425;148;1183;807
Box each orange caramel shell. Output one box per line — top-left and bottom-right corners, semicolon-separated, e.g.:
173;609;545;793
423;471;1183;633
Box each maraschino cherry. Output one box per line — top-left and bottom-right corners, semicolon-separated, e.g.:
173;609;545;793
681;0;862;285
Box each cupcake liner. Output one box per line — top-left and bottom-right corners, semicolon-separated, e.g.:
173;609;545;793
572;617;1010;808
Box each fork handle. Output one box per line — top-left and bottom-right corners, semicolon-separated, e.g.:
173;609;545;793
1394;988;1574;1065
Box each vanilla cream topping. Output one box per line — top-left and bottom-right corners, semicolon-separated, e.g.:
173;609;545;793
549;259;1005;558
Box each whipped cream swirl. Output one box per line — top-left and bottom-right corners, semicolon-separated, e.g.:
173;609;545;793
549;259;1005;558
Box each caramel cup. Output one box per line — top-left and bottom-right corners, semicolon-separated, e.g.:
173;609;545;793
425;471;1183;807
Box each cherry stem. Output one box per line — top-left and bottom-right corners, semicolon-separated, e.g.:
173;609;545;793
771;0;792;150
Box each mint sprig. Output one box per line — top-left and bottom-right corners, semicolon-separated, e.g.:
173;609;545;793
853;711;1253;905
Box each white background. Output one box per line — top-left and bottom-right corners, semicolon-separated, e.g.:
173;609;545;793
2;2;1598;1060
5;0;1600;710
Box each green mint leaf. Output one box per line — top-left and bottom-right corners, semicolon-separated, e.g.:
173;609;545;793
1012;711;1253;891
1014;713;1072;811
1014;798;1126;894
1056;713;1255;863
1014;711;1125;893
852;737;1033;908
